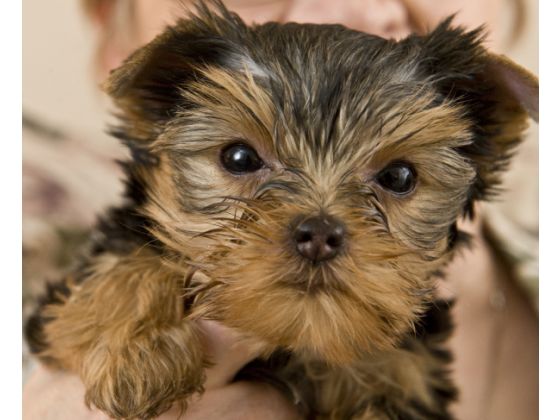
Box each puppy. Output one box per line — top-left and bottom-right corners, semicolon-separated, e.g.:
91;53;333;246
25;1;538;419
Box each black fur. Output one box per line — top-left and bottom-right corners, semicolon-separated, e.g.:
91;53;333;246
107;6;520;218
25;2;531;418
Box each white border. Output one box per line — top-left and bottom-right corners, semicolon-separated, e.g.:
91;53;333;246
2;1;22;419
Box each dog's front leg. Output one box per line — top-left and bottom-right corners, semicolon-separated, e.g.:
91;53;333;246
28;250;205;419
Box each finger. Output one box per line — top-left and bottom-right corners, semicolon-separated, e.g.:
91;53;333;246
196;319;264;389
158;382;302;420
23;366;108;420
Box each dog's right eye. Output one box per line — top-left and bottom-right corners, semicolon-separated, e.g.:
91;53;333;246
375;161;416;195
220;143;264;174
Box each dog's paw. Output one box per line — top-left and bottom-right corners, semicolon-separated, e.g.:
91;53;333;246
81;322;205;419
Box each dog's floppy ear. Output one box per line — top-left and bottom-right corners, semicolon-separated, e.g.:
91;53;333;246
420;18;538;215
104;1;248;142
483;52;538;122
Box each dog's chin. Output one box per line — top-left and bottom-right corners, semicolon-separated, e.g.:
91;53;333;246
277;265;348;296
192;266;423;365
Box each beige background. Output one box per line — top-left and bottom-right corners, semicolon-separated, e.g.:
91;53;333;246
23;0;538;139
22;0;539;391
24;0;114;152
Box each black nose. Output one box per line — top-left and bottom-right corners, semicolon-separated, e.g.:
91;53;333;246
294;215;345;263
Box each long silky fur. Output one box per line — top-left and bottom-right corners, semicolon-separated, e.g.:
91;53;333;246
25;1;535;418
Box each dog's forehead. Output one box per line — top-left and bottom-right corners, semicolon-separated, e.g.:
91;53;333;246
249;23;423;110
172;19;473;177
221;24;461;164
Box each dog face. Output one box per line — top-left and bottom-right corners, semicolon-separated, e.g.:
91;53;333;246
106;2;537;363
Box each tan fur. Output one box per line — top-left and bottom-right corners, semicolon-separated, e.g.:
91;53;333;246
134;69;469;364
311;345;448;418
36;61;529;416
28;5;539;418
40;251;205;419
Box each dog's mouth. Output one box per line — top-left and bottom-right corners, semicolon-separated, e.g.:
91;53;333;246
187;260;348;299
280;264;350;296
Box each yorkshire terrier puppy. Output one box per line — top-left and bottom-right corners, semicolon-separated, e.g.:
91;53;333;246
26;1;538;419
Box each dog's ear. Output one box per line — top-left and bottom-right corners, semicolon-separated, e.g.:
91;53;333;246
104;1;249;143
483;53;539;122
419;18;538;216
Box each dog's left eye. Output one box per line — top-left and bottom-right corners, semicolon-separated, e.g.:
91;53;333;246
220;143;264;174
376;162;416;195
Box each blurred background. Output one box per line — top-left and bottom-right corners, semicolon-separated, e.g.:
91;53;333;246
23;0;125;382
24;1;106;145
22;1;539;417
23;0;538;136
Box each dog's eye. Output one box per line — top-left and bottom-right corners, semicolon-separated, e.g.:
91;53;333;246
220;143;264;174
376;162;416;195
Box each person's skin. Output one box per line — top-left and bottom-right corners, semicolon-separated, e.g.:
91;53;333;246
23;1;538;419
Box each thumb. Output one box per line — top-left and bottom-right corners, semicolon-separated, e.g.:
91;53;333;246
196;319;261;390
